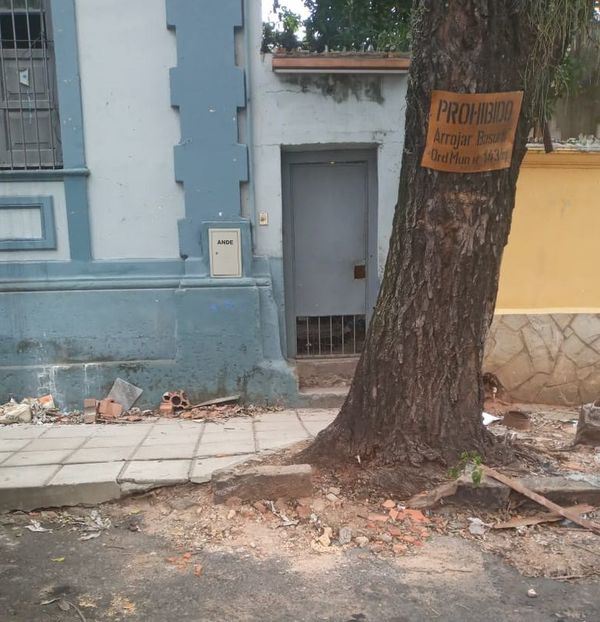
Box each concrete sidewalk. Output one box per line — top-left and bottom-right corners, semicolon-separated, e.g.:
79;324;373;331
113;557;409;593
0;409;336;512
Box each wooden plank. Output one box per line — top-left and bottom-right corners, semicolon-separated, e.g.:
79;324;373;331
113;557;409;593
483;466;600;535
407;480;459;509
493;504;595;529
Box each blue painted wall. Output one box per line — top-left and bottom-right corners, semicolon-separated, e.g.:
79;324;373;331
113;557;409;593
0;0;298;409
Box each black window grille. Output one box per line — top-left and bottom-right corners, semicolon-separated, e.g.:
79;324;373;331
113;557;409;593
0;0;62;169
296;315;366;357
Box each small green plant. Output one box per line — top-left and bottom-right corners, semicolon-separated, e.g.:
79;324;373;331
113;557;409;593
448;451;483;486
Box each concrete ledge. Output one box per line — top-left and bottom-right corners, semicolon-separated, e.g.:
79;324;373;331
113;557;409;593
0;481;122;513
456;474;600;509
212;464;313;504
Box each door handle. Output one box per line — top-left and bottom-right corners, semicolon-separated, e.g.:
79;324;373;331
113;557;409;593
354;263;366;280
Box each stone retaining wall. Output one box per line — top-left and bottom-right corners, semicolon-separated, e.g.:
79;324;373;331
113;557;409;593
484;314;600;405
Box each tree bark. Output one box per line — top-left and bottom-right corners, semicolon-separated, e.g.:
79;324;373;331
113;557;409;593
303;1;540;467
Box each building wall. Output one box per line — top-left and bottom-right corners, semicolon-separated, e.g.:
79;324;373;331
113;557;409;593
76;0;184;259
0;181;69;261
484;150;600;404
0;0;297;409
250;46;407;272
497;151;600;311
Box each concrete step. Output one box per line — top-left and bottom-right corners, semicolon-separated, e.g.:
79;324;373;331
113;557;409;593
298;386;349;409
296;357;358;389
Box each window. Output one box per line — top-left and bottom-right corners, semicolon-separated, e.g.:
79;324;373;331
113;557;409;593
0;0;61;169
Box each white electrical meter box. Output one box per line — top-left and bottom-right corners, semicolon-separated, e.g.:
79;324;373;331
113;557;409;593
209;228;242;278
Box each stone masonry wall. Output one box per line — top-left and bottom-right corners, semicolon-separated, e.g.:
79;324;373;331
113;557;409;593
484;314;600;405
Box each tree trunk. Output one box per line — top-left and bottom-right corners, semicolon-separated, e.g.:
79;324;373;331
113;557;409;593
303;1;540;467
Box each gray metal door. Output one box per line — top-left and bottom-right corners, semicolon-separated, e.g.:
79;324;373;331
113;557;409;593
283;149;378;358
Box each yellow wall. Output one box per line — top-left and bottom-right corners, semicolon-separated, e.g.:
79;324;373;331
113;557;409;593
496;150;600;312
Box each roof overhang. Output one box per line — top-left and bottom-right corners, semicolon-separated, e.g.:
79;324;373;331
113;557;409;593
271;54;411;75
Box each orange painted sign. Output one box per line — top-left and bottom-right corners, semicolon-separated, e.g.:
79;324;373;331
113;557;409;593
421;90;523;173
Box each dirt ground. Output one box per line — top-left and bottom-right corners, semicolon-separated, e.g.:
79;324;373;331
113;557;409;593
13;401;599;583
2;402;599;620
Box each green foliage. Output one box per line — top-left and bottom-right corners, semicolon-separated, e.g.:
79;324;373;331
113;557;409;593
448;451;483;486
262;3;302;52
261;0;412;53
524;0;597;128
303;0;412;52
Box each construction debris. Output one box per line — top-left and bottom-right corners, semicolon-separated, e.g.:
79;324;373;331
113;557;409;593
503;409;532;430
192;395;240;408
575;400;600;446
467;517;490;536
407;481;459;509
97;399;124;420
482;466;600;535
0;401;32;424
106;378;143;411
83;399;98;424
161;390;191;414
492;504;595;529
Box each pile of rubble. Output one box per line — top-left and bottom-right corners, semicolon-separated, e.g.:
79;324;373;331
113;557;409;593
0;394;75;425
1;377;272;426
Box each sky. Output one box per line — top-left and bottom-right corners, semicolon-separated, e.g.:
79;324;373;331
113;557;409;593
262;0;310;22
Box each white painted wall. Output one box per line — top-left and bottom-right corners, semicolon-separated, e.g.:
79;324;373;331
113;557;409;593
0;181;69;261
76;0;184;259
248;1;407;273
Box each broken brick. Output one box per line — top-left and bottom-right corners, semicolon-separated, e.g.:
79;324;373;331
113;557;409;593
97;399;123;419
398;509;429;523
382;500;396;509
387;525;404;537
83;398;98;424
367;513;389;523
159;401;174;417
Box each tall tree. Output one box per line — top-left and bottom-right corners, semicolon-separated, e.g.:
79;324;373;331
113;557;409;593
302;1;593;467
304;0;412;51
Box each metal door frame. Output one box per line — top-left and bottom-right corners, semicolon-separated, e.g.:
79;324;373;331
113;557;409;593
282;147;379;359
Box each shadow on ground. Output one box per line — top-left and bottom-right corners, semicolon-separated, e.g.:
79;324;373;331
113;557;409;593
1;515;598;622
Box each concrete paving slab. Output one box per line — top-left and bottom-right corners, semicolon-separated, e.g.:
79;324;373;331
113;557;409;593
0;438;32;452
42;425;98;438
3;449;72;467
50;462;124;486
204;420;253;433
190;454;255;484
196;438;256;457
119;460;191;485
133;443;197;460
84;434;148;448
142;435;199;447
0;411;339;512
64;446;137;464
25;436;88;451
92;423;153;434
0;425;49;439
254;418;305;433
0;464;57;488
201;429;254;443
255;431;309;451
